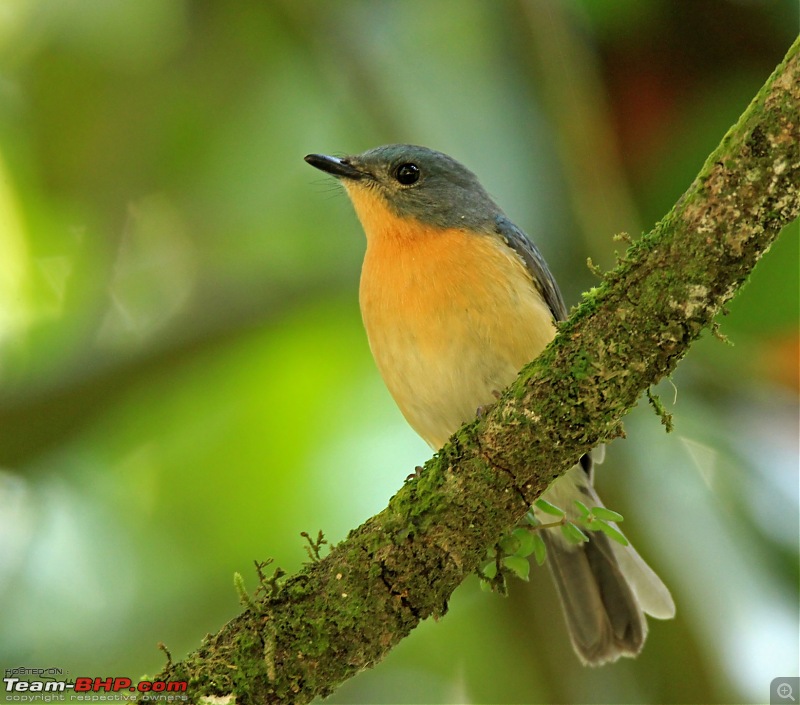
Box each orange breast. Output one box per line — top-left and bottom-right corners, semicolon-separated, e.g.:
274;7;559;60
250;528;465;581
349;185;557;449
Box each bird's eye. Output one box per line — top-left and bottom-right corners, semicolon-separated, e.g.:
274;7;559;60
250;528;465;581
394;163;420;185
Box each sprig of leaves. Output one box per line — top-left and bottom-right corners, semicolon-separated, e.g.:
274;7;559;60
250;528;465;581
477;499;629;592
572;500;629;546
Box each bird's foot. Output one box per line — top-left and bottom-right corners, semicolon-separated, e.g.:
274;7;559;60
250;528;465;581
476;390;502;419
405;465;424;482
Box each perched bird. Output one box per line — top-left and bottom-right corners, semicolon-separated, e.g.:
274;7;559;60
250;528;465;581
305;144;675;665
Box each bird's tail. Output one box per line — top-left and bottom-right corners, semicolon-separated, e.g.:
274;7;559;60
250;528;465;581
537;463;675;666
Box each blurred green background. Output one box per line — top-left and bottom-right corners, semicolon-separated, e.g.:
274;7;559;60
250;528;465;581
1;2;798;704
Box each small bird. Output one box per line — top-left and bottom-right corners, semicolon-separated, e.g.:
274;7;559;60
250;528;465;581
305;144;675;665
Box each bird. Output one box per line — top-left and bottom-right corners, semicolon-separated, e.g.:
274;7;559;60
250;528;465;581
304;144;675;666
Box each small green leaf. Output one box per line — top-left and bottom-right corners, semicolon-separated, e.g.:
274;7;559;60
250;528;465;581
479;578;493;593
535;499;565;517
512;528;536;558
503;555;530;581
531;533;547;565
591;506;625;522
594;519;630;546
482;563;498;580
574;500;591;518
561;522;589;545
499;533;520;555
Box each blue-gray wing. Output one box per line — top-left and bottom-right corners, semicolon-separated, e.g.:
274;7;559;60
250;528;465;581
494;216;598;478
494;215;568;322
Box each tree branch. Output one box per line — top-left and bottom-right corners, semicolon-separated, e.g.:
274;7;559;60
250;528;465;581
141;37;800;705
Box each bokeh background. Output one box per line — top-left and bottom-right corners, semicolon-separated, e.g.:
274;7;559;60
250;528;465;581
1;2;798;704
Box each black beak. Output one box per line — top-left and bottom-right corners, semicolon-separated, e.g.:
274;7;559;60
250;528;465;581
304;153;365;180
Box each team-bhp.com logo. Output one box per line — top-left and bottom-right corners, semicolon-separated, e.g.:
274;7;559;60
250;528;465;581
4;672;188;700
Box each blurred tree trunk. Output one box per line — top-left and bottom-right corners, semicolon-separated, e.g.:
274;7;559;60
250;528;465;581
138;37;800;705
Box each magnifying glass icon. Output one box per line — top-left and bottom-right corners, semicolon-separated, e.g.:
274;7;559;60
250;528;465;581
778;683;796;702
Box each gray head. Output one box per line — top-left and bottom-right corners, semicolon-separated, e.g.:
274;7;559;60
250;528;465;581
305;144;503;232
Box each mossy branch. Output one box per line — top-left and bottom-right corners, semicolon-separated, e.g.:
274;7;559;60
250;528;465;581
140;38;800;705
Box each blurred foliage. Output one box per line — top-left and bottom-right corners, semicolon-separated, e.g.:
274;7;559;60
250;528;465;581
0;1;797;704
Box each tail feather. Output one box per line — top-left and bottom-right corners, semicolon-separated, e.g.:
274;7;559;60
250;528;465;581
609;539;676;620
536;461;674;666
543;530;647;665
